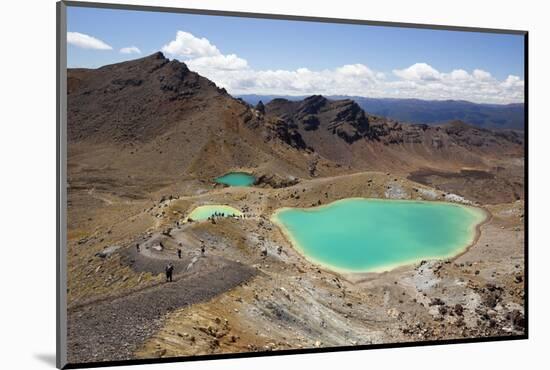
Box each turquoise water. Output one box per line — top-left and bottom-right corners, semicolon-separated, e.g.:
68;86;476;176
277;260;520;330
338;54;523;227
272;198;486;273
187;205;243;221
214;172;256;187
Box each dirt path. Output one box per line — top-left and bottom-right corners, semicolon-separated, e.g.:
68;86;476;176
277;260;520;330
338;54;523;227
87;187;114;205
67;254;257;364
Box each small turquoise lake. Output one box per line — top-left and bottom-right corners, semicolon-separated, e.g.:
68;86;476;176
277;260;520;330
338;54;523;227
271;198;486;273
214;172;256;187
187;205;243;221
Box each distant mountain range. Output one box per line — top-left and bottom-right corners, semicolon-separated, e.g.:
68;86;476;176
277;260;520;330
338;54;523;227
238;95;525;131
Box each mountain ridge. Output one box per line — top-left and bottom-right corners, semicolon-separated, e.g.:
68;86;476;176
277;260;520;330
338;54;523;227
67;52;524;195
239;94;525;130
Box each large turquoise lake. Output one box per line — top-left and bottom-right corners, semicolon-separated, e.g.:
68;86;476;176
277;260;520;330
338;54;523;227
214;172;256;187
271;198;486;273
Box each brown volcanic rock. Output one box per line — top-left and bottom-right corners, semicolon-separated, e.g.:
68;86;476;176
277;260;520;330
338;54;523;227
68;51;310;159
265;96;524;171
266;95;371;143
442;120;524;148
68;52;228;143
67;53;321;188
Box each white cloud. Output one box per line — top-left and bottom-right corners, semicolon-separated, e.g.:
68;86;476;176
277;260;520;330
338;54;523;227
161;31;220;58
67;32;112;50
502;75;524;88
194;62;523;104
473;69;492;81
197;65;387;98
187;54;248;71
120;46;141;54
393;63;441;81
336;64;376;79
384;66;514;103
162;31;247;73
160;31;524;104
449;69;470;81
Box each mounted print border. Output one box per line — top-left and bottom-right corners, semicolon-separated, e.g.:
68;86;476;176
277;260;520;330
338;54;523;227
57;1;528;368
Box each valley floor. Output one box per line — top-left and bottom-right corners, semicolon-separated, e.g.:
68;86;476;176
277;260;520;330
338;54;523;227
65;168;525;364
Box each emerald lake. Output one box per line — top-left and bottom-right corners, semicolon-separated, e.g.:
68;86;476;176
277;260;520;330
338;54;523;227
187;205;243;221
271;198;486;273
214;172;256;187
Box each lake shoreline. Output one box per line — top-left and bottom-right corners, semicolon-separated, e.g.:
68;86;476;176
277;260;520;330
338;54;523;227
271;197;490;278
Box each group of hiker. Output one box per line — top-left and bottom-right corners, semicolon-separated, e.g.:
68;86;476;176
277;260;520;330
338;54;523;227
207;212;232;221
134;241;207;282
206;213;251;221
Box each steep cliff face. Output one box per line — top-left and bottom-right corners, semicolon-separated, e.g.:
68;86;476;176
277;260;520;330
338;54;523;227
265;95;523;171
266;95;372;143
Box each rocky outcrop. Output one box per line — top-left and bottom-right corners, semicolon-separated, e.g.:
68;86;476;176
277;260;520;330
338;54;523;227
444;120;524;148
264;118;308;150
265;95;374;144
301;115;320;131
265;95;524;153
95;245;121;258
254;174;300;188
327;100;370;143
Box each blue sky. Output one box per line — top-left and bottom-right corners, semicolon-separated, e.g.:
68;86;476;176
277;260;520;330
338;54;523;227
66;6;525;104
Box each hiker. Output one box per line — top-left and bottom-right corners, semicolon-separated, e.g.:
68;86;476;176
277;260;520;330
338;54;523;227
136;244;140;253
277;245;283;255
177;248;182;259
201;245;206;256
165;263;174;282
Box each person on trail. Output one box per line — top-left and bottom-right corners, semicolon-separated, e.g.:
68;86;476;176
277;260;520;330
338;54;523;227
177;248;182;259
201;245;206;256
136;244;140;253
165;263;174;282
